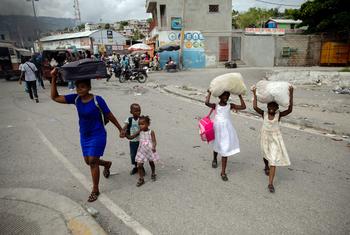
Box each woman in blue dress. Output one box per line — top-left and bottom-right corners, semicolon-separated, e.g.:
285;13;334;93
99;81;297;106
50;68;123;202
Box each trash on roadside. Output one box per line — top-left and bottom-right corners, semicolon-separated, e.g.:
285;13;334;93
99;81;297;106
87;207;99;217
333;86;350;94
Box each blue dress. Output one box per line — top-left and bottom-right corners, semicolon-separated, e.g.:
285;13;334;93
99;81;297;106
65;94;111;157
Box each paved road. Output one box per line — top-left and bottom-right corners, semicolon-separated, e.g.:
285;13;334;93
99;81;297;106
0;76;349;234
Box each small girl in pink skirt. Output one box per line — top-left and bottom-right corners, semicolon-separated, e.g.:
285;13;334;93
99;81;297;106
135;116;159;187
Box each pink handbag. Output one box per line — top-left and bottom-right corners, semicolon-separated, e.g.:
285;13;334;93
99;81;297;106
199;108;215;143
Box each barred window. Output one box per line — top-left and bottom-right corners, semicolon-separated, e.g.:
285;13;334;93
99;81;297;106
209;5;219;13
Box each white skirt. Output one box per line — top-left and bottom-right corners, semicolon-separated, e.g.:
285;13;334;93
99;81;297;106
213;119;240;156
261;129;290;166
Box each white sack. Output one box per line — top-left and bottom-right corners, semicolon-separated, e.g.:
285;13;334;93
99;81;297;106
209;73;247;97
256;80;291;107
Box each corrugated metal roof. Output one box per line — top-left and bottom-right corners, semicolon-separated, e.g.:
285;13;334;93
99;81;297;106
269;19;302;24
40;30;99;42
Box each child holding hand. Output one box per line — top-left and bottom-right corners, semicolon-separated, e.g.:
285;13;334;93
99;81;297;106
251;86;293;193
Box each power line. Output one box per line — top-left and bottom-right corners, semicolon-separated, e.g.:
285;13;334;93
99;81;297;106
255;0;301;7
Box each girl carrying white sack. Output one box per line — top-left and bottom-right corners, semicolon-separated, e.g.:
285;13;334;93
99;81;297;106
251;81;294;193
205;73;247;181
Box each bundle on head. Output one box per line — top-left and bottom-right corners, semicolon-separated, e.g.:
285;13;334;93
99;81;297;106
255;80;292;107
209;73;247;97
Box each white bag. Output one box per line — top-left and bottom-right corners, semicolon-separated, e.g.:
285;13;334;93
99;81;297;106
256;80;291;107
209;73;247;97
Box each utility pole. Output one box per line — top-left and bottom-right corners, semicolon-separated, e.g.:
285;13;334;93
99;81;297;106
179;0;186;70
27;0;39;40
73;0;81;26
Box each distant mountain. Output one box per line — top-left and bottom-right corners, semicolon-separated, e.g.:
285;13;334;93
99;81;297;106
0;15;76;48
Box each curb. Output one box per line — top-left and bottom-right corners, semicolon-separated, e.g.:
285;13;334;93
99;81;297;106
162;86;349;141
0;188;107;235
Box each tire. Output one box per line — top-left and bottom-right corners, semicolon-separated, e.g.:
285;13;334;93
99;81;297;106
119;75;126;83
137;73;147;83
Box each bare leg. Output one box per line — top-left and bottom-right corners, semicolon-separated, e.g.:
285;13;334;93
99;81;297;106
263;158;270;176
86;157;100;193
268;166;276;193
212;151;218;168
221;157;227;175
137;163;145;187
149;161;155;175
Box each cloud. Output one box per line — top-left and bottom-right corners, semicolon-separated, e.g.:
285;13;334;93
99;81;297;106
0;0;150;22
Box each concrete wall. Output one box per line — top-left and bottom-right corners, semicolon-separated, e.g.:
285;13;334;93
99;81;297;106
237;33;322;67
150;0;232;65
274;35;321;66
241;35;275;67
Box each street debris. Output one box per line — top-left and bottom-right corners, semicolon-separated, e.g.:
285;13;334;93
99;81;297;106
119;152;126;156
333;86;350;94
249;126;256;131
87;207;99;217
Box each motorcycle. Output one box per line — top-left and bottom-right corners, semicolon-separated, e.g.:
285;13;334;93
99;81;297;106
119;66;148;83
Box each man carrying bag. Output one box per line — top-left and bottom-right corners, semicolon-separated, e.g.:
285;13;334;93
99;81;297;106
19;57;39;103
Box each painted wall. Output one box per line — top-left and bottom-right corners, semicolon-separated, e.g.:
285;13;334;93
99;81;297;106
241;35;275;67
158;30;205;68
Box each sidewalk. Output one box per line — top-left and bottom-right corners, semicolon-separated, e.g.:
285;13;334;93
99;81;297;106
0;188;107;235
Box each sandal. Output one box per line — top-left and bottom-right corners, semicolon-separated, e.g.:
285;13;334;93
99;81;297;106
268;184;275;193
221;173;228;181
87;191;100;202
264;167;270;176
136;178;145;187
151;174;157;181
103;162;112;178
212;160;218;168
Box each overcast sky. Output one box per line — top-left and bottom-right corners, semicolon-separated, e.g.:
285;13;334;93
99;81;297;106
0;0;306;22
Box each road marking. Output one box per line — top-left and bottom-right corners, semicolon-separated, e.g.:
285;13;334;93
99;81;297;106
36;127;153;235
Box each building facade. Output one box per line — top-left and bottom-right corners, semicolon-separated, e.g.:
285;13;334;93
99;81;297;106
40;30;126;55
146;0;232;68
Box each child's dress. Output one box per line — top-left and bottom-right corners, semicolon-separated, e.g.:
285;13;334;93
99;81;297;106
135;130;160;163
261;111;290;166
213;104;240;156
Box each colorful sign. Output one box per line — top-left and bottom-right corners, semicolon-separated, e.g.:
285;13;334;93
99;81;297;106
171;17;182;30
107;30;113;39
245;28;285;35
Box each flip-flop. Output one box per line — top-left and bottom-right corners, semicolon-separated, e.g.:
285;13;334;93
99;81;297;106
151;174;157;181
103;162;112;178
221;173;228;181
268;184;275;193
87;191;100;202
136;178;145;187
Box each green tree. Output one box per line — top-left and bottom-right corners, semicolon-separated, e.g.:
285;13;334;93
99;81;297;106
104;23;110;29
77;23;85;31
234;8;282;29
293;0;350;34
132;29;145;41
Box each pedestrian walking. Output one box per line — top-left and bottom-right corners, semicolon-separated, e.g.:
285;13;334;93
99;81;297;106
251;86;294;193
32;54;45;89
135;116;159;187
121;103;141;175
50;68;124;202
205;91;246;181
19;57;39;103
